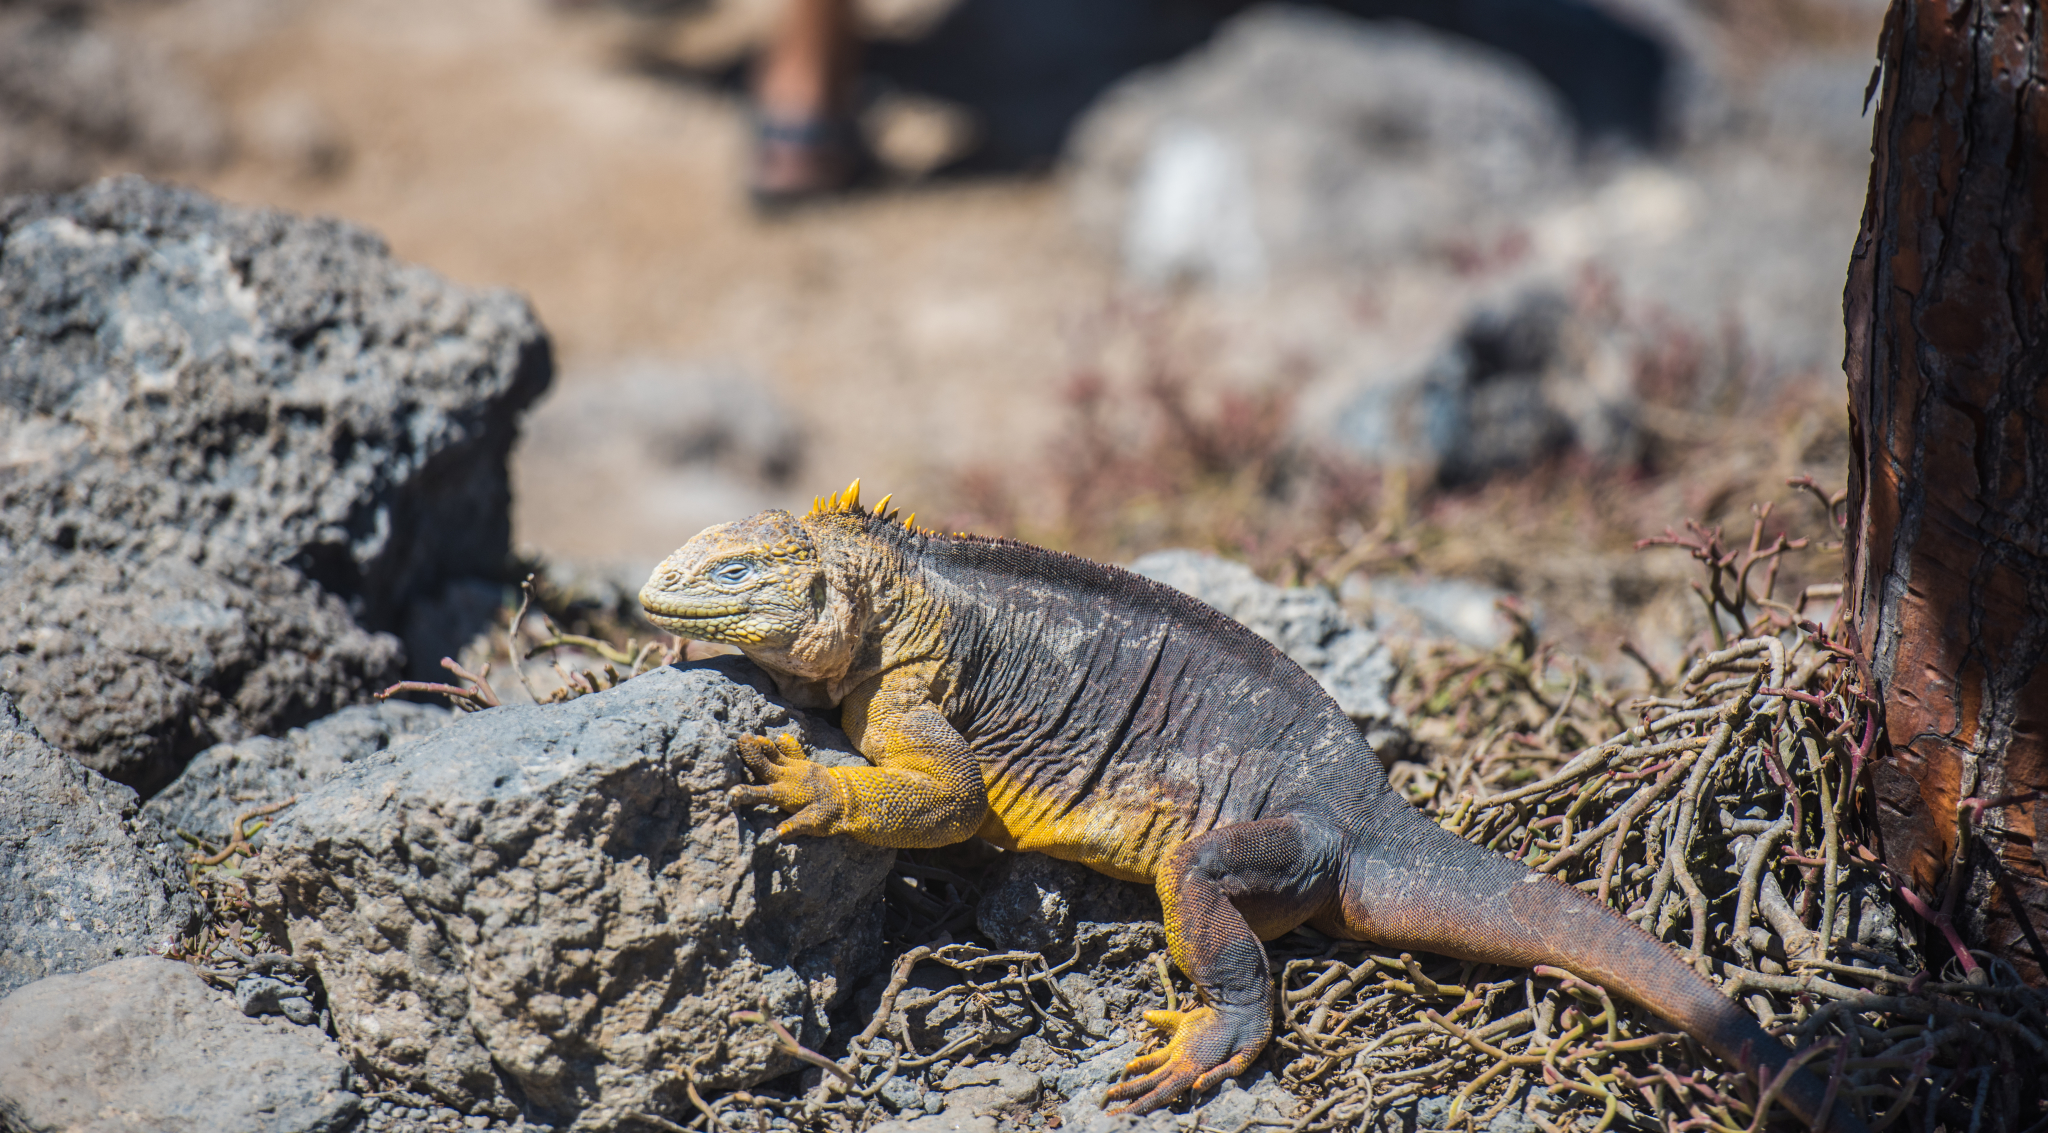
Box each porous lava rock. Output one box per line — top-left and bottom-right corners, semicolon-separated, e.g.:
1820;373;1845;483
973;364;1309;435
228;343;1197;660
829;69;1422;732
0;175;551;791
252;657;896;1130
0;555;404;797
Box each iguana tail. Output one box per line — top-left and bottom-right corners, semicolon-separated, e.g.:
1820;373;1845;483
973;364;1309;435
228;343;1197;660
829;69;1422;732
1345;809;1863;1133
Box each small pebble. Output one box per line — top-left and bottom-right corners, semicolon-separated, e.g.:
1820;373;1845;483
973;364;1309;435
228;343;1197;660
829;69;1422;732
879;1074;926;1113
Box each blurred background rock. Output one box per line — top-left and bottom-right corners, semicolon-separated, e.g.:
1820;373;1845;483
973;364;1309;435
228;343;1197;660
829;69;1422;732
3;0;1887;679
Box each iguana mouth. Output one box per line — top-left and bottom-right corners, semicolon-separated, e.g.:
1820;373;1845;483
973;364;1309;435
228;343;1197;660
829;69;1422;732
636;593;748;627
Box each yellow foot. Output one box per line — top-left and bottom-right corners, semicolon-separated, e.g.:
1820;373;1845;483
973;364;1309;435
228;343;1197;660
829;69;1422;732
1102;1005;1266;1114
730;733;843;841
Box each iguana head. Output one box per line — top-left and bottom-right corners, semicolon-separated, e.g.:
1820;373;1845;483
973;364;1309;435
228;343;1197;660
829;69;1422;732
639;507;856;680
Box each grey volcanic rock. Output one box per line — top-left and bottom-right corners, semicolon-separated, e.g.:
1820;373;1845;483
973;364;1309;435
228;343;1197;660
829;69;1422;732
0;175;551;789
0;556;405;796
1129;550;1405;754
0;693;199;997
1333;288;1639;487
145;700;453;843
0;957;359;1133
1070;7;1576;285
253;657;896;1129
0;174;551;623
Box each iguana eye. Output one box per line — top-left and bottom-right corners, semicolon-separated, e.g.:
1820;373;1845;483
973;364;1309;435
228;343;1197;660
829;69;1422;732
713;560;755;586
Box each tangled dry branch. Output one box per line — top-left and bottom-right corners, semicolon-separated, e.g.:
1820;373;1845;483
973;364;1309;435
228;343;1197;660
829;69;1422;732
1294;620;2047;1133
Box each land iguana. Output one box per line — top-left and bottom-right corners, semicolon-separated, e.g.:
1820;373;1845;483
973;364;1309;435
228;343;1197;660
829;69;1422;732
638;482;1859;1130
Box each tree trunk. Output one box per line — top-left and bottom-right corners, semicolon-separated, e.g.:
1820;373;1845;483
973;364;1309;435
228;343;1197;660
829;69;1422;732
1844;0;2048;983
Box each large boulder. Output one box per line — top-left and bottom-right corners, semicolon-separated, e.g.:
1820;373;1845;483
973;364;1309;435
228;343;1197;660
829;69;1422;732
252;658;897;1130
1068;6;1578;286
0;693;199;997
0;175;551;791
0;957;360;1133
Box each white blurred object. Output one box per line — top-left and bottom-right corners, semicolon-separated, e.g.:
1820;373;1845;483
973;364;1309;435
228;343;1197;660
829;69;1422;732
1122;121;1267;291
1073;8;1575;277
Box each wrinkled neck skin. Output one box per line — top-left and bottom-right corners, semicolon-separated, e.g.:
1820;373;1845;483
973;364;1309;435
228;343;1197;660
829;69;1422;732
742;518;942;709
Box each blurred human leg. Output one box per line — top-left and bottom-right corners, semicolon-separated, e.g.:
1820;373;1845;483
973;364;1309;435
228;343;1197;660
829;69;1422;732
750;0;862;202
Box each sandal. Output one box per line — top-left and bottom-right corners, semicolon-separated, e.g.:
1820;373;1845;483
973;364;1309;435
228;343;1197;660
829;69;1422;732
748;112;867;211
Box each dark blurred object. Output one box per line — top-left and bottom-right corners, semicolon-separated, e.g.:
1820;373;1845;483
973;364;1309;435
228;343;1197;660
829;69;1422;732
1332;0;1669;145
865;0;1225;170
0;1;227;194
867;0;1670;171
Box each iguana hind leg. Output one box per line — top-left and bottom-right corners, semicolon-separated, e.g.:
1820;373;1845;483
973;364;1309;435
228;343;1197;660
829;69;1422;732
1105;815;1344;1114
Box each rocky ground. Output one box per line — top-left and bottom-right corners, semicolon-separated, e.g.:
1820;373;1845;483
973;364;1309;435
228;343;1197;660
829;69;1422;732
10;3;2042;1132
3;176;2043;1133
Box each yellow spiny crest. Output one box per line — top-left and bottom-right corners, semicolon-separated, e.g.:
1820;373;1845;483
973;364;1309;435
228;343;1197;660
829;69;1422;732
808;479;917;527
810;479;864;516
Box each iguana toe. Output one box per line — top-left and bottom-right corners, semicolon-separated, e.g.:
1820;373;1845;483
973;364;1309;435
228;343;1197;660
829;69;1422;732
736;733;806;775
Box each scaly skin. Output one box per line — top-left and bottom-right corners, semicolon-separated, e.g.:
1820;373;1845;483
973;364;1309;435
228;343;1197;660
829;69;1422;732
640;483;1863;1130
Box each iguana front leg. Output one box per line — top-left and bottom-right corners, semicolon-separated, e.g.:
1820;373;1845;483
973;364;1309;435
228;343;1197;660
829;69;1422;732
733;661;989;848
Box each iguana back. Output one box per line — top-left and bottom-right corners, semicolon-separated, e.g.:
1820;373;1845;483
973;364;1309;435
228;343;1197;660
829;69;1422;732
915;531;1384;881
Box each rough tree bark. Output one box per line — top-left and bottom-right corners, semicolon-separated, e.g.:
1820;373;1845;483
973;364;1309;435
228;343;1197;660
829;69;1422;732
1844;0;2048;983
